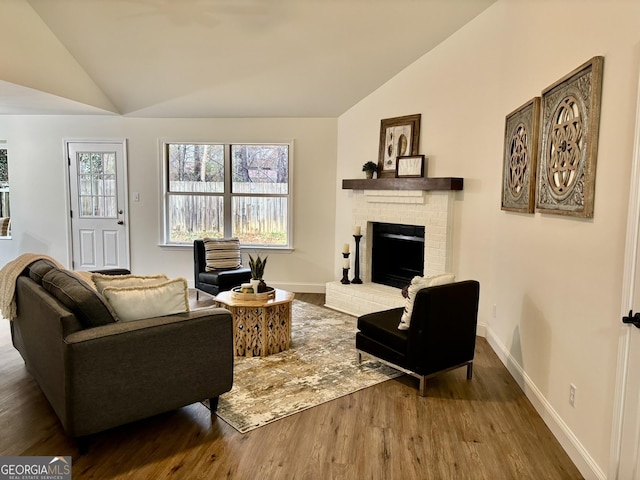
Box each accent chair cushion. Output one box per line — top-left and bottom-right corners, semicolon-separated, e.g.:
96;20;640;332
398;273;455;330
92;273;169;295
358;308;408;354
203;237;241;271
101;278;190;322
42;268;118;328
0;217;10;236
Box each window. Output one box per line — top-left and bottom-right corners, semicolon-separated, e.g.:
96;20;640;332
164;142;291;247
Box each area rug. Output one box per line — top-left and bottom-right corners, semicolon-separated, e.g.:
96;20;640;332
207;300;402;433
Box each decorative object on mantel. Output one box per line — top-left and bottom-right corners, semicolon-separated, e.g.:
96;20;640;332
352;226;363;284
341;242;351;284
378;114;421;178
396;154;425;178
362;161;378;179
501;97;540;213
248;253;269;292
536;56;604;218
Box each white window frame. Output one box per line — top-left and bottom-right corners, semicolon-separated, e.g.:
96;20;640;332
161;140;294;250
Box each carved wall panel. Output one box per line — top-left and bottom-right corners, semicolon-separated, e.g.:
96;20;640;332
502;97;540;213
536;56;604;218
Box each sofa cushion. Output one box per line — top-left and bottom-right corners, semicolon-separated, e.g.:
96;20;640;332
101;277;189;322
203;237;241;271
92;273;169;295
398;274;455;330
42;268;118;328
26;259;59;285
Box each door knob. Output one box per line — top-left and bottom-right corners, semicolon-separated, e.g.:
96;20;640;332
622;310;640;329
117;220;124;225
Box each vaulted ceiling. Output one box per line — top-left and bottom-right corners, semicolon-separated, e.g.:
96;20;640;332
1;0;496;117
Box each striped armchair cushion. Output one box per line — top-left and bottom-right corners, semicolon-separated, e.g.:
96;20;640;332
0;217;10;236
203;237;242;271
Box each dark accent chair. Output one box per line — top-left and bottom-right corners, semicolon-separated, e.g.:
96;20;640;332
194;239;252;298
356;280;480;396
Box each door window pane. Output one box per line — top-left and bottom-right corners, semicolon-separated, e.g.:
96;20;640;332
77;152;117;218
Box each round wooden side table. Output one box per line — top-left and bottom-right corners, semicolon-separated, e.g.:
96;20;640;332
214;288;295;357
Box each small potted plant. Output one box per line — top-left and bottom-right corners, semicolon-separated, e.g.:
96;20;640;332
248;253;269;292
362;161;378;179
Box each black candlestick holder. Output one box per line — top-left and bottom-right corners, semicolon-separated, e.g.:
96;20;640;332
352;235;363;284
341;252;351;284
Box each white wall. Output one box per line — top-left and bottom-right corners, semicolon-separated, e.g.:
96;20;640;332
0;116;337;292
335;1;640;477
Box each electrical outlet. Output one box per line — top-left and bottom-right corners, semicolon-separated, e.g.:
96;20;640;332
492;304;497;318
569;384;577;407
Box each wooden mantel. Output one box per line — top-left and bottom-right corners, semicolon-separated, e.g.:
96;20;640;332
342;177;463;191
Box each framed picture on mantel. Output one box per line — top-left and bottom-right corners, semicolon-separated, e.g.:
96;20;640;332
378;114;421;178
396;155;425;178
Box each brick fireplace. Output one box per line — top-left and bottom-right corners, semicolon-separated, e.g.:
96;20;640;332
325;189;455;316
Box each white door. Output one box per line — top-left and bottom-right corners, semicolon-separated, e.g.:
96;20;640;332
612;71;640;479
67;141;130;271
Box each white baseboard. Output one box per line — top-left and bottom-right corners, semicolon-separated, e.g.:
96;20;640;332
485;327;605;480
476;321;487;338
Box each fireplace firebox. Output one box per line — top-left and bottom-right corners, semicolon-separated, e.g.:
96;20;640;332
371;222;425;288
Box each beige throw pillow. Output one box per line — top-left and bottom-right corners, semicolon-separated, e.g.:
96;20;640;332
203;237;241;271
92;273;169;295
102;277;189;322
398;274;456;330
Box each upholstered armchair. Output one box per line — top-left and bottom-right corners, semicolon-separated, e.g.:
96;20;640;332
194;239;252;298
356;280;480;396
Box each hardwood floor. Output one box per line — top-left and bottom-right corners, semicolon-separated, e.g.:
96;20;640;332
0;293;583;479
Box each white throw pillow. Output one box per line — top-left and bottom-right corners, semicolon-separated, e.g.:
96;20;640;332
102;277;189;322
92;273;169;295
398;274;456;330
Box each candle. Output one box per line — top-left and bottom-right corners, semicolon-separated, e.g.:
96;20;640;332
353;226;361;236
342;243;350;253
343;258;350;269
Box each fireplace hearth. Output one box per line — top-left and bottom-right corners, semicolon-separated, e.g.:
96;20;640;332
325;189;454;317
371;222;425;288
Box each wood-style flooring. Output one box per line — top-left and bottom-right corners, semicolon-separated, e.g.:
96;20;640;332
0;292;583;479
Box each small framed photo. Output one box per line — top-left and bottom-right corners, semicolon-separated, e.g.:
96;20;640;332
396;155;425;178
378;114;421;178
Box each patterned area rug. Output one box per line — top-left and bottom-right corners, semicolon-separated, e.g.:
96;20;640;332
208;300;401;433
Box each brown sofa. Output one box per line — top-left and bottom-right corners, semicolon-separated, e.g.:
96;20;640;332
10;261;234;446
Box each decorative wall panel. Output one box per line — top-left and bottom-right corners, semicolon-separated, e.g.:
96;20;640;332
536;56;604;218
501;97;540;213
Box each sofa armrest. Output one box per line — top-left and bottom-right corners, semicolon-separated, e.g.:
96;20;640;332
62;308;234;436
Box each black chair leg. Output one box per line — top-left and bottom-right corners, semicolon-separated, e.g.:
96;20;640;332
418;376;427;396
76;436;89;455
209;396;220;413
467;362;473;380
